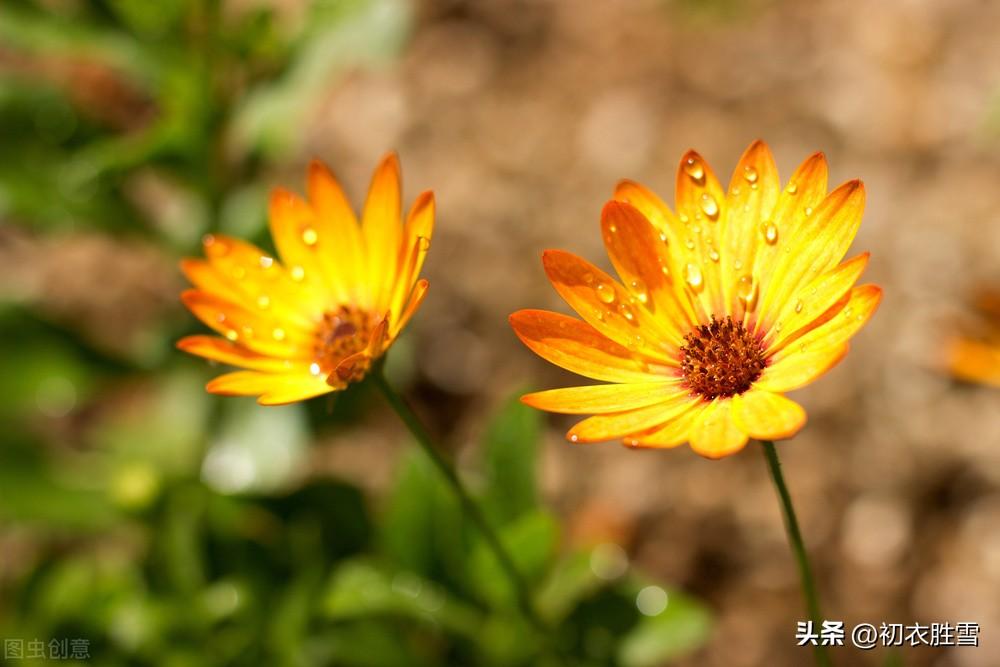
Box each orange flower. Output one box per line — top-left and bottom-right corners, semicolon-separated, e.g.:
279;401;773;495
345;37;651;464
510;141;881;458
948;290;1000;387
178;154;432;405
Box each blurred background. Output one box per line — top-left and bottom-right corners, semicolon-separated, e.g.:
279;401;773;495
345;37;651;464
2;0;1000;665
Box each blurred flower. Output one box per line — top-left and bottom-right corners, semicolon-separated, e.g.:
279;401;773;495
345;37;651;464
178;154;433;404
948;290;1000;388
511;141;881;458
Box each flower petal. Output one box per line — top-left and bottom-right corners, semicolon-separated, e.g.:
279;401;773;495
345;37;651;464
600;201;697;350
522;380;685;415
770;284;882;363
720;140;779;319
177;335;299;373
307;159;367;302
732;390;806;440
206;370;332;404
754;343;850;392
756;179;866;333
389;191;434;319
949;337;1000;387
689;399;749;459
766;253;869;351
392;278;428;340
509;309;659;383
566;391;696;443
673;150;728;317
629;401;709;448
542;249;676;364
362;153;403;312
269;188;343;308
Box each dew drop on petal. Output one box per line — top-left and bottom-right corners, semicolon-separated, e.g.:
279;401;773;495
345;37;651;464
737;274;758;311
417;236;431;251
794;300;803;314
257;294;270;309
658;231;669;244
685;263;703;292
786;182;798;194
225;329;238;341
596;282;616;304
259;255;274;269
699;193;720;220
685;238;695;250
762;221;778;245
569;433;580;443
743;165;758;183
804;206;813;217
630;279;649;304
272;327;286;341
734;259;744;271
301;227;318;246
290;266;305;282
617;302;636;322
708;247;720;263
309;362;322;376
684;157;705;183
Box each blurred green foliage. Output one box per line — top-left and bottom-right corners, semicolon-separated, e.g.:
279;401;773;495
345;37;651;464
0;1;713;664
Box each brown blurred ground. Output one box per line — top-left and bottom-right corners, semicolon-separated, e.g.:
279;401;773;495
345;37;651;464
7;0;1000;665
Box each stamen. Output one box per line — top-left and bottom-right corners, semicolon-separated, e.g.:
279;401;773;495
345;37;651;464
313;305;376;382
680;316;766;399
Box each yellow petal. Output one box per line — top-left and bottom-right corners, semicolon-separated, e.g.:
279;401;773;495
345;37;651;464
307;159;366;302
770;284;882;363
177;335;298;373
362;152;403;312
566;392;695;443
721;140;779;319
509;309;656;383
673;149;728;316
689;399;749;459
207;370;333;404
629;401;709;449
756;179;866;334
732;390;806;440
269;188;340;307
542;249;676;364
522;380;685;415
754;343;849;393
392;278;428;340
600;201;695;349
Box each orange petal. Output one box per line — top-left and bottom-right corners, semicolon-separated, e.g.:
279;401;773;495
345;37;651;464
732;390;806;440
948;337;1000;387
542;249;676;364
688;399;749;459
269;188;342;307
766;253;869;351
509;309;658;383
754;343;850;393
361;153;403;312
389;191;434;319
307;159;367;303
601;201;696;349
769;284;882;363
566;392;695;443
721;140;779;319
756;179;866;333
629;401;709;449
673;150;728;316
181;289;314;359
522;380;685;415
392;278;428;340
177;335;299;373
207;370;333;404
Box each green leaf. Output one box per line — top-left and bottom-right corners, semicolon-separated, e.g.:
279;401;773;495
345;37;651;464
617;585;713;666
467;511;558;608
480;394;541;526
536;550;607;624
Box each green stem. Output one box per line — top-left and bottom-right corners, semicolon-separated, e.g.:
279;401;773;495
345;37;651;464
760;440;832;667
372;371;549;635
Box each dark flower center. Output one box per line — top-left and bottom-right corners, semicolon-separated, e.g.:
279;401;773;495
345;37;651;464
680;316;767;399
313;305;375;381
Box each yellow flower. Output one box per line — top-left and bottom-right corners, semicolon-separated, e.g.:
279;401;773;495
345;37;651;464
510;141;881;458
178;154;433;405
948;290;1000;387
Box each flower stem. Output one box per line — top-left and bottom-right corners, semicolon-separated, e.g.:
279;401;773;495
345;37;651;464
760;440;832;667
372;371;549;635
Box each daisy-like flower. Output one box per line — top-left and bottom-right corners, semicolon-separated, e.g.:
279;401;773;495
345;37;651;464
948;290;1000;387
178;154;432;405
510;141;882;458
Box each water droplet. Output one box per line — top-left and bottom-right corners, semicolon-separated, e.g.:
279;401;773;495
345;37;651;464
417;236;431;251
617;303;636;322
786;182;798;194
794;300;803;314
594;308;606;322
301;227;318;246
272;327;286;341
683;157;705;183
708;248;720;263
569;434;580;443
685;238;695;250
630;279;649;304
699;193;720;220
679;213;689;224
290;266;305;282
691;224;701;235
225;329;238;341
309;362;322;376
732;186;741;196
734;259;744;270
737;274;758;310
658;231;668;244
743;165;758;183
259;255;274;269
762;221;778;245
608;223;618;233
844;306;854;318
804;206;813;217
685;263;703;292
595;282;616;304
257;294;270;309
